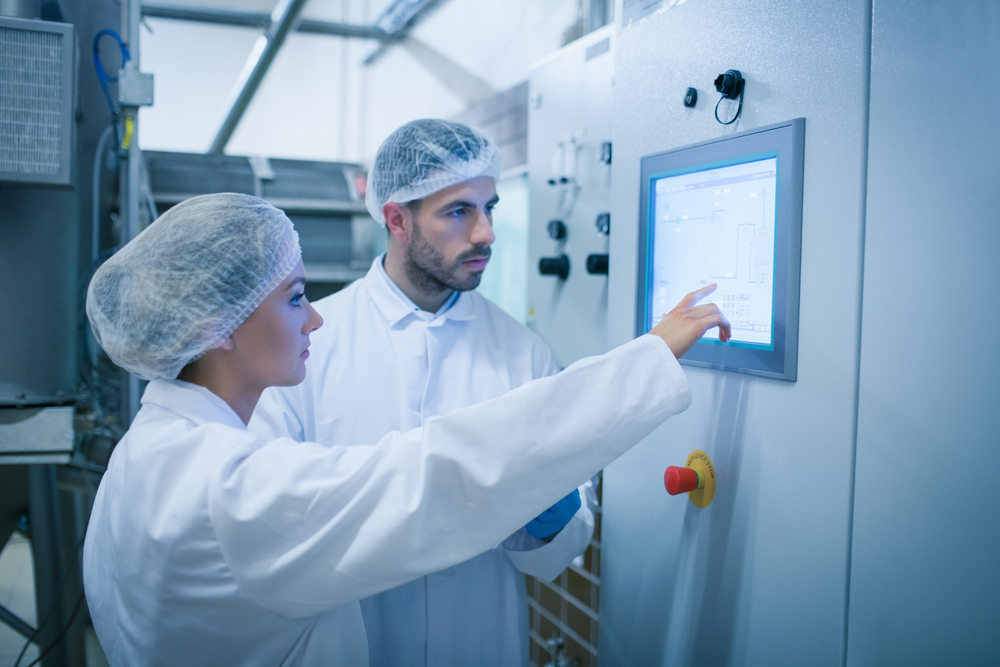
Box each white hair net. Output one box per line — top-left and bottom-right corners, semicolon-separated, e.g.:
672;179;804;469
86;193;301;381
365;119;502;226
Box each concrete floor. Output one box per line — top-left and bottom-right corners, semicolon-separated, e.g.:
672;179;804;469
0;533;108;667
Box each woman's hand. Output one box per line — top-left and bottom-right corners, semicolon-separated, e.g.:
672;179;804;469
649;284;732;359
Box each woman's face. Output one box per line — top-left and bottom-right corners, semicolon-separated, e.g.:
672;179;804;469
229;260;323;390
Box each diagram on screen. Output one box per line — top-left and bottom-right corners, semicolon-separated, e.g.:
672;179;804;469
649;156;777;347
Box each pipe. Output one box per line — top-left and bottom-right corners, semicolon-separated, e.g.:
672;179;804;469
91;125;114;263
122;0;143;426
0;0;39;19
208;0;310;155
0;602;35;641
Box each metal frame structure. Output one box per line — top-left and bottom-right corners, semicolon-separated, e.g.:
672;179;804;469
208;0;309;153
142;3;398;40
141;0;445;155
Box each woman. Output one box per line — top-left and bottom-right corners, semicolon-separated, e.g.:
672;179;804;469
83;193;727;666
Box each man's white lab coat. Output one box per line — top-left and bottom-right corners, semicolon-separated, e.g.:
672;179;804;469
84;335;690;666
252;260;593;666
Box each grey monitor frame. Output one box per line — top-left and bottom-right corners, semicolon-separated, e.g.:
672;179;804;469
635;118;804;381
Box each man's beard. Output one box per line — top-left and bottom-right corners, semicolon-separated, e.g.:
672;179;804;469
403;220;491;297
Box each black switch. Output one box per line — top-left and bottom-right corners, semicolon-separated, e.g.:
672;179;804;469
539;255;570;280
586;254;609;275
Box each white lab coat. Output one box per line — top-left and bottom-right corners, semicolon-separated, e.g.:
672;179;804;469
251;259;595;666
83;335;690;667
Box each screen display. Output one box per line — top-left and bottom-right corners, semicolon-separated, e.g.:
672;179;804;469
646;153;778;349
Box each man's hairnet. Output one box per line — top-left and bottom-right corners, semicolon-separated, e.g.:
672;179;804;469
86;193;301;381
365;119;502;226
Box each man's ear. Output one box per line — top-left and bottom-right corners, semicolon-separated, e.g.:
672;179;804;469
383;202;411;243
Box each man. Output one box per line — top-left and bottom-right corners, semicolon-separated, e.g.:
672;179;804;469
251;119;595;666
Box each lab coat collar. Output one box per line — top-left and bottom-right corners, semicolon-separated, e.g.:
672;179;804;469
364;256;475;327
141;378;247;431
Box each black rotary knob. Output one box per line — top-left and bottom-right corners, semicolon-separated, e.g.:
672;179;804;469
595;213;610;236
586;254;609;275
539;254;570;280
547;219;567;240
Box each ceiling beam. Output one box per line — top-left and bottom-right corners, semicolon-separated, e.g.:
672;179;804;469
142;3;397;42
364;0;444;65
207;0;309;154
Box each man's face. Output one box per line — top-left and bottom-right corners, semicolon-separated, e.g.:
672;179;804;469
403;176;499;295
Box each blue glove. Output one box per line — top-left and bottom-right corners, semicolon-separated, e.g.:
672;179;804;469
525;489;581;540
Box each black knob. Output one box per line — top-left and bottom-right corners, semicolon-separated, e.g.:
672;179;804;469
586;254;609;275
547;219;567;240
595;213;610;236
714;69;744;99
684;87;698;107
597;141;612;164
539;254;570;280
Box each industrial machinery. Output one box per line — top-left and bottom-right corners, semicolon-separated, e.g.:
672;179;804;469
600;2;1000;666
144;151;376;301
0;1;416;663
0;1;113;663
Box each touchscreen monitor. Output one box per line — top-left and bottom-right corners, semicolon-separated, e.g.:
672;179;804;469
636;119;804;380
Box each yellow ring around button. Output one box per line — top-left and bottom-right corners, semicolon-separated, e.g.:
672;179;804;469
685;450;716;508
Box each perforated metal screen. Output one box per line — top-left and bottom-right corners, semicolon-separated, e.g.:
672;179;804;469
0;17;74;186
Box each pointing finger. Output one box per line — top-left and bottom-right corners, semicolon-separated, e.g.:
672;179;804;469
677;283;718;309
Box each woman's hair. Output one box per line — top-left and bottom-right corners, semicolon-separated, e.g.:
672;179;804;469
86;193;300;380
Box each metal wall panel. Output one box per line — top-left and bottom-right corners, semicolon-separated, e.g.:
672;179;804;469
848;2;1000;663
0;184;80;404
527;27;614;369
600;1;872;664
525;28;615;666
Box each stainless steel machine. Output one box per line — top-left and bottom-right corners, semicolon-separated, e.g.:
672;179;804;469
0;2;376;664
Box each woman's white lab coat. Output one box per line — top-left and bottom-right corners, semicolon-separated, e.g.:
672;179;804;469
83;334;690;666
252;259;595;667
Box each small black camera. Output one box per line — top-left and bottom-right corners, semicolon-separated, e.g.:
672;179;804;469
714;69;744;100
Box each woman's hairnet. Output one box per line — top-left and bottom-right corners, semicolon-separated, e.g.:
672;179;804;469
365;119;502;226
86;193;301;381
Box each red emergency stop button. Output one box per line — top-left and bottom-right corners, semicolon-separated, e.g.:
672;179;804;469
664;466;700;495
665;452;716;508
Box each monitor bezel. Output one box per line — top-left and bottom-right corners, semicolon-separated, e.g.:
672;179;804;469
635;118;805;381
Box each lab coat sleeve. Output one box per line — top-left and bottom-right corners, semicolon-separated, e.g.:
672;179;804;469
502;343;598;580
502;476;596;581
208;334;689;619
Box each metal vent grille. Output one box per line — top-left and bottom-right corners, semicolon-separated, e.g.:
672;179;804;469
0;17;74;186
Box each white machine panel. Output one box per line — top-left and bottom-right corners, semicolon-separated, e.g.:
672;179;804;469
527;27;614;367
600;2;872;665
